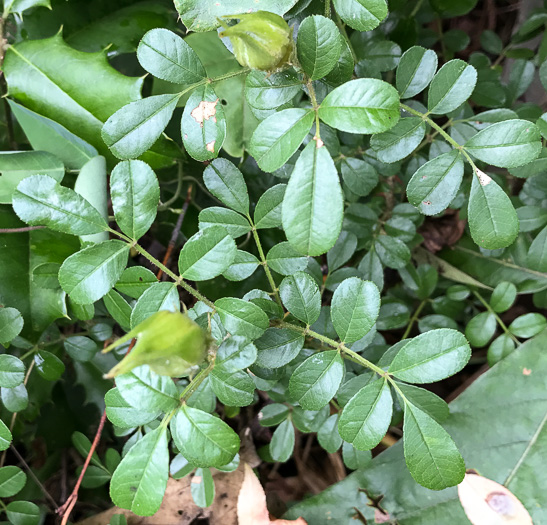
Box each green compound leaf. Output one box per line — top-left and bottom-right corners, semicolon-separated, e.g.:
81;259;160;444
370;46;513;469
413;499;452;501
179;226;236;281
105;387;159;429
370;117;426;163
131;282;180;328
0;307;24;345
289;350;345;410
270;419;295;462
332;0;388;32
12;175;108;235
338;379;392;451
202;158;249;215
181;84;225;161
59;240;130;304
222;250;259;281
110;426;169;516
468;170;519;250
198;207;251;238
210;368;255;407
403;401;465;490
102;94;179;160
137;28;206;84
245;69;302;110
215;297;269;340
249;108;315;173
297;15;341;80
0;150;64;204
282;141;343;256
331;278;380;344
407;150;464;216
464;119;542;169
254;327;305;369
266;242;308;276
116;365;179;413
388;328;471;384
254;184;286;229
5;500;40;525
111;160;159;241
191;468;215;508
427;59;477;115
394;382;449;423
318;79;400;134
171;405;240;468
396;46;438;99
0;466;26;498
0;419;12;451
279;272;321;325
340;158;378;197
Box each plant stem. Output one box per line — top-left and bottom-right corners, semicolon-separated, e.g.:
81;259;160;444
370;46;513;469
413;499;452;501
0;226;46;233
324;0;331;17
278;321;387;376
400;103;462;150
401;300;427;340
180;359;215;403
248;217;282;306
473;290;520;345
306;79;321;140
57;410;107;525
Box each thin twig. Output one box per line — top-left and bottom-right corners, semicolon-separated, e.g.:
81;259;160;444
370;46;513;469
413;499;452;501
57;410;107;525
157;184;192;280
10;445;58;510
0;226;46;233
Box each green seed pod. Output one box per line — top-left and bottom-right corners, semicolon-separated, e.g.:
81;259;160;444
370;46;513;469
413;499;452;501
103;311;207;378
219;11;292;71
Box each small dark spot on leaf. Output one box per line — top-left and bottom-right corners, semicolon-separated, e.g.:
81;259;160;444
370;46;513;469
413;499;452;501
221;99;227;106
130;486;137;492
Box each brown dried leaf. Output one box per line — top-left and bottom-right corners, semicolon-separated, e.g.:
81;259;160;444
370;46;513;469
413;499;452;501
457;472;533;524
238;463;307;525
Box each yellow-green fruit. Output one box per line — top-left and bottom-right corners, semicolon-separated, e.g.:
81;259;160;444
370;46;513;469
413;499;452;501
103;311;207;378
219;11;292;70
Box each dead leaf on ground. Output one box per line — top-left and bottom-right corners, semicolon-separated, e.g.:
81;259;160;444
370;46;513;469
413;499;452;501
457;472;533;524
238;463;307;525
419;209;466;253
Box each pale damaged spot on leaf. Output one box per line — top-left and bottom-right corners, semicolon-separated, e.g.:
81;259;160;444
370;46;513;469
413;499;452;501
191;475;202;484
476;169;492;186
191;99;219;127
313;136;324;148
206;140;216;152
523;368;532;375
458;472;533;524
238;463;308;525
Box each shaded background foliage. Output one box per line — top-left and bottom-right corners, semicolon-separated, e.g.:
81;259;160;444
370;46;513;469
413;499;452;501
0;0;547;524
